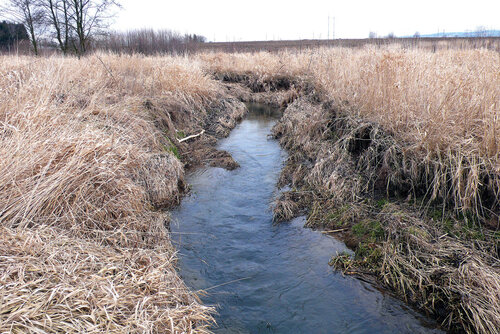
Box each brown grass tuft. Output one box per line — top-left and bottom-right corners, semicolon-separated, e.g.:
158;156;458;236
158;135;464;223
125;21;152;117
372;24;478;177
268;93;500;332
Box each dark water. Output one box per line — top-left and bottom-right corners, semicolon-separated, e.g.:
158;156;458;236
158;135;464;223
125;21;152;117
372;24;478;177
171;104;441;334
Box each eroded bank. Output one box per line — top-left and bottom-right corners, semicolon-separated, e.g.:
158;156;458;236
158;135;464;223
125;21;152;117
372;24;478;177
171;103;442;333
209;72;499;334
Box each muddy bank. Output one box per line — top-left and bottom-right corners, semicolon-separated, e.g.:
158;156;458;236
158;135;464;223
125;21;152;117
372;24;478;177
270;96;499;334
212;73;499;333
214;71;307;110
143;95;248;210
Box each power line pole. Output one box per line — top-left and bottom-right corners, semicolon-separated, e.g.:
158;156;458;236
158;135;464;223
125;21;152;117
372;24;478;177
332;16;335;39
328;16;330;40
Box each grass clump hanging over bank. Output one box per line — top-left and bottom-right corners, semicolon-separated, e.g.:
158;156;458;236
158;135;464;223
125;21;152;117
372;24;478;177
0;53;244;332
198;47;500;333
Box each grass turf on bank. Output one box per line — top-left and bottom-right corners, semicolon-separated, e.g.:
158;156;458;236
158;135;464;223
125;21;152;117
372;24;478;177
272;96;499;334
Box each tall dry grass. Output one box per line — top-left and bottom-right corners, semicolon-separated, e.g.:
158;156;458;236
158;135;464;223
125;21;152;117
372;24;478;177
0;54;219;233
199;47;500;217
201;47;500;333
0;53;222;332
1;46;498;332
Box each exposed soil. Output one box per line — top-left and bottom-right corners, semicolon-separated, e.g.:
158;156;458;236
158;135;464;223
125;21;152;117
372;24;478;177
215;75;499;334
140;95;248;210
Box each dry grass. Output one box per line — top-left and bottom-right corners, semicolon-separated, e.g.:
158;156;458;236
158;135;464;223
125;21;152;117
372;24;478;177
1;46;498;333
200;47;500;218
0;225;213;333
0;53;223;332
0;54;220;233
379;203;500;334
271;94;500;333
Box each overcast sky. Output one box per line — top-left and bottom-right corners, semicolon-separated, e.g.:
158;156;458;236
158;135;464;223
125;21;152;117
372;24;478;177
112;0;500;41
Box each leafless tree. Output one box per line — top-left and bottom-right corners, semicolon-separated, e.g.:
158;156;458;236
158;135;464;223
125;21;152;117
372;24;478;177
39;0;71;53
2;0;121;55
67;0;120;54
0;0;44;54
96;29;207;55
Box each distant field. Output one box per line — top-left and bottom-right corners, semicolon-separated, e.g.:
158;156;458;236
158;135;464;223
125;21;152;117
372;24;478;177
197;37;500;53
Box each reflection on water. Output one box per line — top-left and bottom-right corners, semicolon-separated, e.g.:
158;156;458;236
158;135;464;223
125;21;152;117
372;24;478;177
171;103;441;333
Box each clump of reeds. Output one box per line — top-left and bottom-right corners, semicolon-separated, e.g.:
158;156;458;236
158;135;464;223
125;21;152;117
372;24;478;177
200;47;500;219
0;225;214;333
379;203;500;334
270;94;500;333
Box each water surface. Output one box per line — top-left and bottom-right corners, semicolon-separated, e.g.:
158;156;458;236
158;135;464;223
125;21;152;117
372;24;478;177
171;103;441;333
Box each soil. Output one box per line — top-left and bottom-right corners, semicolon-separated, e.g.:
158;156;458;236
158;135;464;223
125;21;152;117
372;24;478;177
214;77;499;334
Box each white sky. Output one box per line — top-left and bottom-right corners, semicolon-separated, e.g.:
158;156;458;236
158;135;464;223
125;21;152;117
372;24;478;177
113;0;500;41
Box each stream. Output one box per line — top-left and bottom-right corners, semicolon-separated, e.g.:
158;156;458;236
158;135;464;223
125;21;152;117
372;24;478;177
171;103;441;333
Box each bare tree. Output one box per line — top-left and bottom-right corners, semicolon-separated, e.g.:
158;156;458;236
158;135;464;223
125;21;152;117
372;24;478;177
40;0;71;53
0;0;44;54
67;0;120;55
96;29;207;55
1;0;121;55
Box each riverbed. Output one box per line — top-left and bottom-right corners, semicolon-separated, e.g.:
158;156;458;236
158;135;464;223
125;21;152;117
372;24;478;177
171;103;441;333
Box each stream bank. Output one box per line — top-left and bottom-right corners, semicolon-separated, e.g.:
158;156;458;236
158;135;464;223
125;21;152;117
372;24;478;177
271;96;500;334
204;75;499;333
171;103;441;333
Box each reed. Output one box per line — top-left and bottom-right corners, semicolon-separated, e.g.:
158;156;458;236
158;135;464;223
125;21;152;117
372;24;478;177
199;46;500;218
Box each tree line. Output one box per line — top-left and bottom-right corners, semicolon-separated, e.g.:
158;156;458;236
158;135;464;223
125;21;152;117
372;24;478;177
0;0;207;55
0;20;29;50
98;29;207;55
0;0;121;55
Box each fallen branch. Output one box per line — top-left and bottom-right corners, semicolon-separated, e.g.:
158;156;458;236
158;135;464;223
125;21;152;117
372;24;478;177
178;130;205;143
321;228;347;234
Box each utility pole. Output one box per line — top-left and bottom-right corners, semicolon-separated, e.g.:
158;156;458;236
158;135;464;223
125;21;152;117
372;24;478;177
332;16;335;39
328;16;330;40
